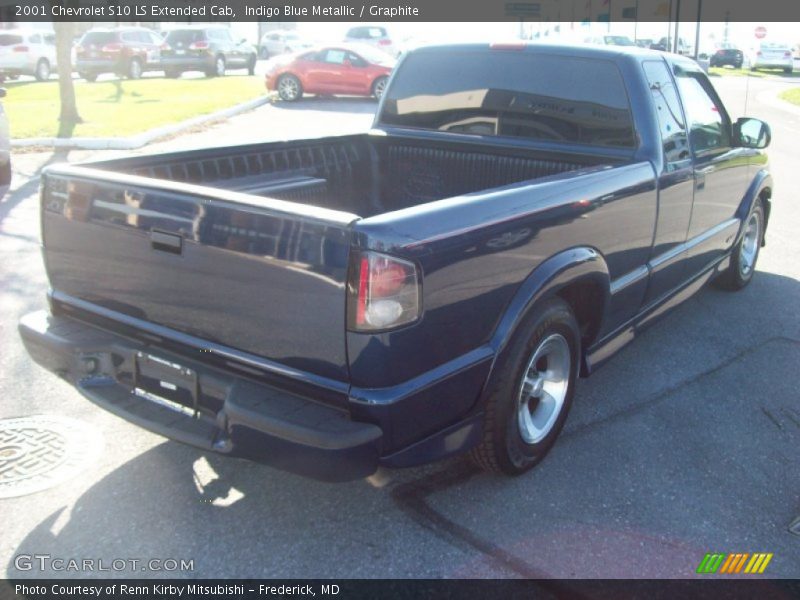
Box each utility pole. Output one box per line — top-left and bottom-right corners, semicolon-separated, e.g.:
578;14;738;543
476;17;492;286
673;0;681;53
694;0;702;59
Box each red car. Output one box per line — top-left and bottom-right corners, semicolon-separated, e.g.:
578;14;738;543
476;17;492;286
265;44;395;102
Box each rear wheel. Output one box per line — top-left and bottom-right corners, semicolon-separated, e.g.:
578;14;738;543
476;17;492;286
784;67;792;74
714;200;764;290
35;59;50;82
470;297;580;475
206;55;225;78
277;74;302;101
372;76;388;100
127;58;142;80
80;72;97;82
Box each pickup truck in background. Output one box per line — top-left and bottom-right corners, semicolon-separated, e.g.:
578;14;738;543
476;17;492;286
20;44;773;481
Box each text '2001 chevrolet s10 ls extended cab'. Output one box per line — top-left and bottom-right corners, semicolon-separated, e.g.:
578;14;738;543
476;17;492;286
20;44;772;481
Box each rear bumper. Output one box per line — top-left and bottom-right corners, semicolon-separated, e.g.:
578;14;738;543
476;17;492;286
19;310;382;482
161;56;213;71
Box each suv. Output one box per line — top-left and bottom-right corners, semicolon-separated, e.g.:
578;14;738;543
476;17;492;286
0;29;57;82
344;26;398;57
76;28;163;81
161;27;257;78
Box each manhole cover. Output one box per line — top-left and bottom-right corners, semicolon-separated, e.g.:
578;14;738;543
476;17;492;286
0;415;103;499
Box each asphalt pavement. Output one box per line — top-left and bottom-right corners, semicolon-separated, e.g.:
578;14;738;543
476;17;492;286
1;76;798;579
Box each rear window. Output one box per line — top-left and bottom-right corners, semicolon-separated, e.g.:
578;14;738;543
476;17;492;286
380;50;635;148
81;32;118;46
0;34;24;46
166;30;205;45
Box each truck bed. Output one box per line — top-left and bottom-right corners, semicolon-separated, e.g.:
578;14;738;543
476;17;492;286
88;133;619;218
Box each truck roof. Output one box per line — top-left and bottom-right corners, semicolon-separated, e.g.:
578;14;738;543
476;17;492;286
409;42;700;69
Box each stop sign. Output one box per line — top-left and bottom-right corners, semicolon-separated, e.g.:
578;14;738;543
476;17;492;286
755;26;767;39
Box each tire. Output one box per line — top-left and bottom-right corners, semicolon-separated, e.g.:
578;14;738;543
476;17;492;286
165;69;181;79
35;59;50;82
206;55;225;78
714;200;765;291
784;67;792;74
470;297;580;475
372;76;389;100
81;72;97;82
127;58;142;80
247;54;256;76
276;74;302;101
259;48;269;60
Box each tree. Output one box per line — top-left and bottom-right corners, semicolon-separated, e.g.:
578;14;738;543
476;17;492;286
53;21;82;136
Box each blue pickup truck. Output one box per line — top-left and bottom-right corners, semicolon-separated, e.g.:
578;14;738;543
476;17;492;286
20;44;772;481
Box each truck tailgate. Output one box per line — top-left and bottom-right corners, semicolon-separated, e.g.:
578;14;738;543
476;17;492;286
41;165;358;386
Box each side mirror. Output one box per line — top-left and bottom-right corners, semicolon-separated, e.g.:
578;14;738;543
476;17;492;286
734;117;771;149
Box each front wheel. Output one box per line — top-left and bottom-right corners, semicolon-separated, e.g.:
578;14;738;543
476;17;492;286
276;74;302;101
714;200;764;290
470;297;580;475
372;76;388;100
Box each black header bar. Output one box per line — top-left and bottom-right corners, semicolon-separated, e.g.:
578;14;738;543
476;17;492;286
2;0;800;23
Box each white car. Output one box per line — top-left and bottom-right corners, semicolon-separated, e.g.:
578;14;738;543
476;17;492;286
344;26;399;57
745;41;794;73
0;88;10;201
259;31;313;59
0;29;57;82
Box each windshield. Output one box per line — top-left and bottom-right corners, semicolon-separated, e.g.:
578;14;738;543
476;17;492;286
165;30;205;44
352;44;394;64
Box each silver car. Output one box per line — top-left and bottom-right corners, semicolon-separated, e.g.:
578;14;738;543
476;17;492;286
0;88;10;201
0;29;57;81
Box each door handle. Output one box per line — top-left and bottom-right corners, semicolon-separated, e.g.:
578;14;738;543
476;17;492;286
150;230;183;255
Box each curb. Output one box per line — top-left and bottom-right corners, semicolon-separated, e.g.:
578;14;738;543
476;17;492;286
11;95;271;150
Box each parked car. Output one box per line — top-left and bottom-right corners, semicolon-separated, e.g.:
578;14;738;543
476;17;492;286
75;27;163;81
584;35;635;47
21;44;772;482
344;26;398;57
265;44;394;101
710;44;743;68
0;29;56;81
161;26;257;78
259;30;313;59
655;37;693;55
635;38;654;49
745;41;794;73
0;88;9;201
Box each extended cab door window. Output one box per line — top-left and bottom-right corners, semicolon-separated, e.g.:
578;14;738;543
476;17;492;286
673;66;731;155
642;60;690;171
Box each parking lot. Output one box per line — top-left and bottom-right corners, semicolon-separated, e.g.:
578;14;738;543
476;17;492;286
1;75;799;578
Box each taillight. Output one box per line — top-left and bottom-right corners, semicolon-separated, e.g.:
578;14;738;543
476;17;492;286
189;41;209;50
160;43;170;51
101;43;123;53
784;51;792;57
378;39;391;46
347;251;420;331
757;51;763;56
12;45;29;53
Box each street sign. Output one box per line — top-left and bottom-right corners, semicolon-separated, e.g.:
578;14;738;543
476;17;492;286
755;26;767;39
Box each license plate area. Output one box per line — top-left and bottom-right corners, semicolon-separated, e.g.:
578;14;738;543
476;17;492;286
134;352;198;416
